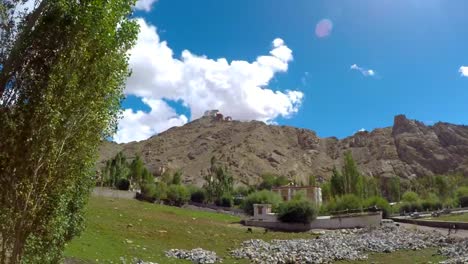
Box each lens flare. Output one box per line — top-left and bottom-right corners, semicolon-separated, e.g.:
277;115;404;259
315;19;333;38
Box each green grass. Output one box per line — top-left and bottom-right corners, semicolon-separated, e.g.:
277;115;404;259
65;196;447;263
427;213;468;222
65;197;314;263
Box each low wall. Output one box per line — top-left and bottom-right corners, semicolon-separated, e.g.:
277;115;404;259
187;202;246;216
310;212;382;229
92;187;136;200
391;217;468;230
244;220;311;232
245;212;382;231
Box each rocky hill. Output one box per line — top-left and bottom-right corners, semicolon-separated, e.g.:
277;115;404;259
99;115;468;186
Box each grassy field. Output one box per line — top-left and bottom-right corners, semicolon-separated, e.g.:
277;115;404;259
65;196;446;263
65;197;314;263
428;212;468;222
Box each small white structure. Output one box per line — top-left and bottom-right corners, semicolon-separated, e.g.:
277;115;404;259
272;185;322;206
252;204;277;222
203;109;219;117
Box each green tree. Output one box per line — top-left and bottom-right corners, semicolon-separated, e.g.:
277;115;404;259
402;191;420;203
0;1;138;262
308;175;317;186
141;168;154;185
330;167;344;197
388;176;401;202
342;151;361;195
278;200;317;224
242;190;282;215
203;156;234;202
172;170;183;185
129;155;145;187
167;185;190;206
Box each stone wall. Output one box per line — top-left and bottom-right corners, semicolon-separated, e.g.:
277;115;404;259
392;217;468;230
245;212;382;231
92;187;136;200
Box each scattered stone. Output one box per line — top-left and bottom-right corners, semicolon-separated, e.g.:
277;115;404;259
231;225;453;264
165;248;222;263
439;239;468;264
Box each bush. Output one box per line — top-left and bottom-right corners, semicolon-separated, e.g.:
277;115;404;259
455;186;468;199
421;200;443;211
153;182;168;201
116;178;130;190
216;194;233;207
166;184;190;206
242;190;282;215
140;183;157;202
332;194;362;213
402;191;420;203
363;196;391;218
399;202;422;214
278;200;317;224
233;196;244;206
190;189;206;203
459;196;468;207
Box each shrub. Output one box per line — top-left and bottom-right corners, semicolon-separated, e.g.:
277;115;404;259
153;182;168;201
233;196;244;206
166;184;190;206
242;190;282;215
278;200;317;224
399;202;422;214
363;196;391;218
459;196;468;207
190;189;206;203
140;183;157;202
332;194;362;213
402;191;420;203
421;193;442;211
216;194;233;207
116;178;130;190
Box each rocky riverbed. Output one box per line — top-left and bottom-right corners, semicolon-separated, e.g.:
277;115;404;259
162;225;468;264
230;225;468;264
165;248;221;263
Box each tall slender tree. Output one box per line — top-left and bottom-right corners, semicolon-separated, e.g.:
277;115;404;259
0;1;138;262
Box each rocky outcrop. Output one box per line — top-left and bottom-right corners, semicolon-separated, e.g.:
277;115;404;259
99;115;468;185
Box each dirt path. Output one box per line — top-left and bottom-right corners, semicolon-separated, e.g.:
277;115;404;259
399;222;468;239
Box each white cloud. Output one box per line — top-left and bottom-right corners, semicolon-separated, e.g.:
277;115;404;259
459;66;468;77
135;0;158;12
114;98;188;143
351;64;376;77
358;128;366;132
116;18;304;143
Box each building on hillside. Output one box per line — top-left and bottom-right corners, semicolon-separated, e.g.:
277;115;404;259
272;184;322;206
225;116;232;121
215;112;224;121
203;109;219;117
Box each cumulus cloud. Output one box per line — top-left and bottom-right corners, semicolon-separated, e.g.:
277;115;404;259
459;66;468;77
114;98;188;143
350;64;376;77
135;0;158;12
116;18;303;143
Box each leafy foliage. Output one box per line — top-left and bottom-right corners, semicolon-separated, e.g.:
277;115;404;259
166;185;190;207
258;173;289;190
242;190;282;215
278;200;317;224
363;196;390;218
0;0;138;262
203;156;234;203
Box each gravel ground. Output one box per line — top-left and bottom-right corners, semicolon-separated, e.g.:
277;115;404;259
230;225;468;264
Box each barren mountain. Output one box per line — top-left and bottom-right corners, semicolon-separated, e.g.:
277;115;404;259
99;115;468;185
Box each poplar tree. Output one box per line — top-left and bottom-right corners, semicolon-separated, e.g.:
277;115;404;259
0;1;138;262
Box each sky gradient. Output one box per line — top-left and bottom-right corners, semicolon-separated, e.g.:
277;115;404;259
117;0;468;143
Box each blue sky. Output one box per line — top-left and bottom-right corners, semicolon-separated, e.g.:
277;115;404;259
117;0;468;143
